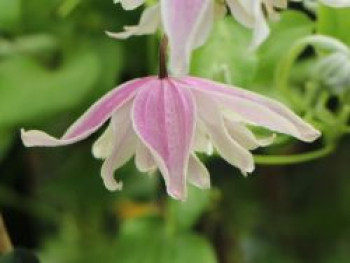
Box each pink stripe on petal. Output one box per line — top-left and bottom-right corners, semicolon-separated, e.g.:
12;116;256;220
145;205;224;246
183;77;321;142
132;79;196;200
161;0;212;76
21;77;155;147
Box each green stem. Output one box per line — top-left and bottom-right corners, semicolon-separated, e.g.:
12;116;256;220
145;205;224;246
254;143;335;165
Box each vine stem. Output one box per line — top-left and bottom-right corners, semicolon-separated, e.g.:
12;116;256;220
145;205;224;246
0;213;13;255
253;143;335;165
158;35;168;79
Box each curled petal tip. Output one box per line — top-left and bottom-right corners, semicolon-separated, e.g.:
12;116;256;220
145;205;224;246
241;171;249;178
245;162;255;174
168;188;187;201
20;129;30;147
307;130;322;142
104;180;123;192
105;30;128;40
298;126;322;143
21;129;55;147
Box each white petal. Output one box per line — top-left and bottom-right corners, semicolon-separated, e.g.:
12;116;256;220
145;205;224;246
114;0;145;10
192;88;255;173
187;154;211;189
101;99;137;191
319;0;350;7
224;119;275;150
226;0;255;28
226;0;270;48
92;125;115;159
184;77;321;142
193;119;214;155
106;4;160;39
135;140;156;173
192;0;215;49
161;0;213;75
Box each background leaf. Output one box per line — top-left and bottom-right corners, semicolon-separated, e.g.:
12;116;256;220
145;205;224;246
0;0;21;32
0;249;40;263
318;6;350;45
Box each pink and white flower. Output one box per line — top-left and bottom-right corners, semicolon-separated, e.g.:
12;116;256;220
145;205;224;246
110;0;350;74
21;76;320;200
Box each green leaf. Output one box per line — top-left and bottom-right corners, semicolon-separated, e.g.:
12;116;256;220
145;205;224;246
318;6;350;45
0;47;100;127
191;18;258;87
0;0;21;32
168;186;211;230
114;217;217;263
0;129;14;160
255;11;314;86
0;249;40;263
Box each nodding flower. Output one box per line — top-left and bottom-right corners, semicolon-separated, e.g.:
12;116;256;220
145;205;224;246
21;73;320;200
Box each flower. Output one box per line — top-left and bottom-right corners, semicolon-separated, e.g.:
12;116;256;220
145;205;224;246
21;75;320;200
108;0;217;75
109;0;350;75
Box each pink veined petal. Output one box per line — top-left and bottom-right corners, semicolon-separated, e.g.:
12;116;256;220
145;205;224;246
132;79;196;201
114;0;145;10
135;140;156;173
21;77;155;147
161;0;212;76
106;4;160;39
187;154;211;189
101;99;137;191
183;77;321;142
192;88;255;173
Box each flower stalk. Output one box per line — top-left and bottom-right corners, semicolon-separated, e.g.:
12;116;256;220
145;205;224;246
159;35;168;79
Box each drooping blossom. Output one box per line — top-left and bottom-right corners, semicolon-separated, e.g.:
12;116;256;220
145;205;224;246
110;0;350;74
21;75;320;201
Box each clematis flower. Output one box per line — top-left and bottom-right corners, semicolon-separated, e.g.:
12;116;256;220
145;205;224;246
21;75;320;201
108;0;215;76
110;0;350;75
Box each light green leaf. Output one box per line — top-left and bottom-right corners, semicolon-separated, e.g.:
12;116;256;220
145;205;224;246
256;11;314;86
168;186;212;230
114;217;217;263
0;249;40;263
318;6;350;45
0;0;21;32
0;48;100;127
0;129;14;160
191;18;258;87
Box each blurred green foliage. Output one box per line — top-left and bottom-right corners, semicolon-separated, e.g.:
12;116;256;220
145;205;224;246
0;1;350;263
